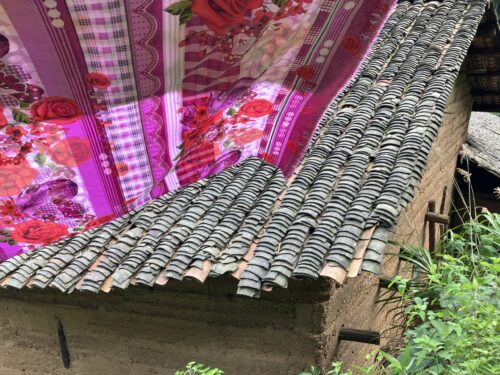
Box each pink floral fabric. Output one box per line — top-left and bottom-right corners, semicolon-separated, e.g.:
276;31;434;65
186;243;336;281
0;0;394;260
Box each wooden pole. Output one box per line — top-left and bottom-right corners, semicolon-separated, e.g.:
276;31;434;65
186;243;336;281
427;200;436;252
425;212;450;225
338;329;380;345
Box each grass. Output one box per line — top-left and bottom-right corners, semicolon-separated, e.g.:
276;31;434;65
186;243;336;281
379;213;500;374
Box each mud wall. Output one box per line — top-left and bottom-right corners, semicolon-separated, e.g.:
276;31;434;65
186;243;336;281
326;73;473;369
0;277;336;375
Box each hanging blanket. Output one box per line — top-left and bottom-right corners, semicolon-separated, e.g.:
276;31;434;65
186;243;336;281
0;0;394;260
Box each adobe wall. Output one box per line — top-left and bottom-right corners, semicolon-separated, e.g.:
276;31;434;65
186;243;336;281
0;75;472;375
327;73;473;369
0;277;333;375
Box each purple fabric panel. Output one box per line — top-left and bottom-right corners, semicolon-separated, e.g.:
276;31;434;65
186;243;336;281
0;0;395;261
255;0;394;171
2;2;73;99
126;0;170;198
3;1;124;217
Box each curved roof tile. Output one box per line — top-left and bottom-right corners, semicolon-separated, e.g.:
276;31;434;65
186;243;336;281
0;0;488;297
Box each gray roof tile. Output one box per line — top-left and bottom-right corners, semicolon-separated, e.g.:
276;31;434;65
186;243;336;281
0;0;487;297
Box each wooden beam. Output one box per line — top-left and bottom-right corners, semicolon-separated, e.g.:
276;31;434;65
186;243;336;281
338;329;380;345
427;200;436;252
439;187;448;238
425;212;450;225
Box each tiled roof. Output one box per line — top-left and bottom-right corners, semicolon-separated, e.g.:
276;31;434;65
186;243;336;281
0;0;487;297
462;112;500;177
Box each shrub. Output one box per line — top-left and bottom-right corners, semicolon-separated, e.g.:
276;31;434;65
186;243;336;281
382;213;500;374
280;213;500;374
175;362;224;375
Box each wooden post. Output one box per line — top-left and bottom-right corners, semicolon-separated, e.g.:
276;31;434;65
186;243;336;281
425;199;450;253
439;187;448;238
427;200;436;252
338;328;380;345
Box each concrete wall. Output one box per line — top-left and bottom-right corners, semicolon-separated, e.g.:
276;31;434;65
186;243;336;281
0;75;472;375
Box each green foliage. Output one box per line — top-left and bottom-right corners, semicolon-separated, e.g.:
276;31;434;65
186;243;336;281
272;0;289;7
306;213;500;374
34;153;46;166
175;362;224;375
384;213;500;375
12;108;30;123
164;0;193;25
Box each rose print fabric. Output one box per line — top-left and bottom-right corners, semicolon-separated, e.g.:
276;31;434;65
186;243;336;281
0;0;394;260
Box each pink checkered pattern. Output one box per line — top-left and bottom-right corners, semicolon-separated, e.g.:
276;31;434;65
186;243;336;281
176;142;216;184
3;65;32;81
67;0;153;201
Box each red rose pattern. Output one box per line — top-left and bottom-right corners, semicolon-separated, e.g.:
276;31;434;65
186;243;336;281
0;105;7;128
183;110;224;150
85;72;111;89
49;137;91;167
296;65;315;80
341;34;361;55
30;96;83;125
113;161;129;177
11;219;68;245
228;127;262;146
84;214;117;231
192;0;263;35
195;105;209;121
239;99;273;117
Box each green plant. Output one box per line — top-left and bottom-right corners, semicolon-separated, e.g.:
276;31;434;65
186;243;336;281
299;362;353;375
373;213;499;374
308;213;500;375
175;362;224;375
387;213;500;374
